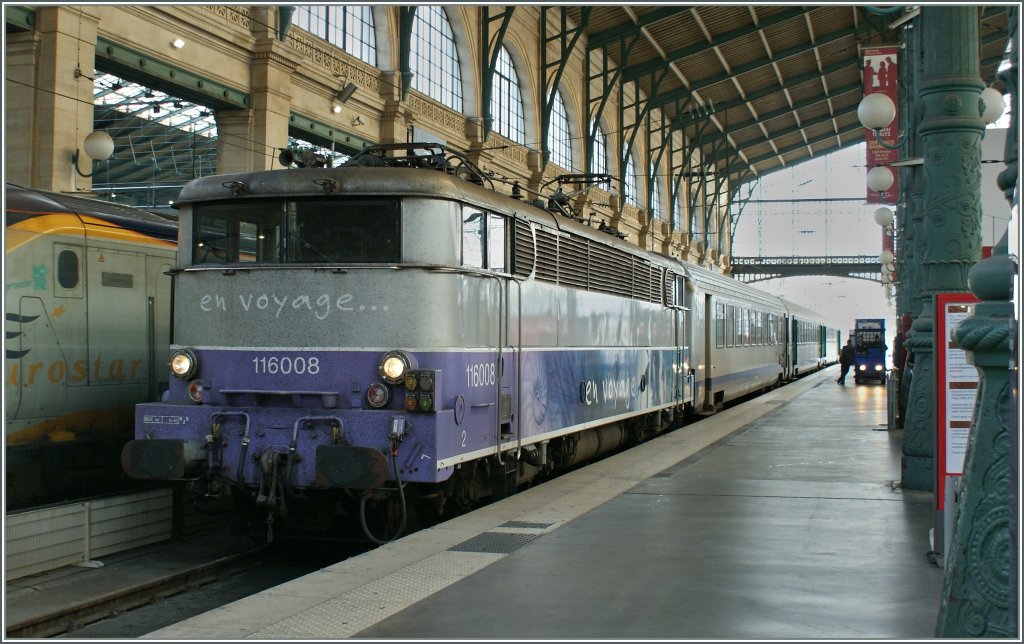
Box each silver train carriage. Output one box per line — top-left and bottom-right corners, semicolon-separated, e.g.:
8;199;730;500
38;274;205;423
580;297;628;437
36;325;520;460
784;299;842;376
121;144;832;540
5;183;177;510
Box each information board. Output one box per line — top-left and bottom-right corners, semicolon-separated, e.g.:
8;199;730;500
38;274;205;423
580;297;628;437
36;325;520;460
934;293;980;511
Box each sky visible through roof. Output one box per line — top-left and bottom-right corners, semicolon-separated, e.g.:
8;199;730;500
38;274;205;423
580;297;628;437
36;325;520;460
734;143;894;342
734;120;1012;355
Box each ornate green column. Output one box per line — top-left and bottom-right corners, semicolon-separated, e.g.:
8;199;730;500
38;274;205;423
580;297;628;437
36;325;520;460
935;6;1018;636
900;6;985;491
896;14;924;431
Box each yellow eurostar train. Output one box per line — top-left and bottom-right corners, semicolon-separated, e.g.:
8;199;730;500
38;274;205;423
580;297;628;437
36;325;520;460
5;183;177;510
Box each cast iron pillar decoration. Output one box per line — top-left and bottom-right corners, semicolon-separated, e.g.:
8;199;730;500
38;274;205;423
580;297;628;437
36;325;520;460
936;5;1018;636
900;6;985;491
896;12;924;428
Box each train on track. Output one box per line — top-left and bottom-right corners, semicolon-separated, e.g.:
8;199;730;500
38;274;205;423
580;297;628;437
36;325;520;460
5;183;178;510
120;144;840;542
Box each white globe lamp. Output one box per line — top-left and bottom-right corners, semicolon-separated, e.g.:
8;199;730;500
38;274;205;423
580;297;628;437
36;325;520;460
873;207;894;228
83;130;114;161
980;87;1006;124
866;166;895;193
858;93;897;129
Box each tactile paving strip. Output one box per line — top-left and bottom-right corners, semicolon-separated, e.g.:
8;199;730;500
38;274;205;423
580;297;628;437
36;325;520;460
448;531;540;554
248;550;503;639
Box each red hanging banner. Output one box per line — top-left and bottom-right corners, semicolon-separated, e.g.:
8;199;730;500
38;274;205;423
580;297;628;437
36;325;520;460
863;46;900;205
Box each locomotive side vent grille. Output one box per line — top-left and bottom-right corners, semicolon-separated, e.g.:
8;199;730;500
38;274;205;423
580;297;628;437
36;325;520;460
558;236;589;289
651;266;664;304
588;243;633;298
512;219;534;279
513;218;665;305
633;259;656;302
534;227;559;283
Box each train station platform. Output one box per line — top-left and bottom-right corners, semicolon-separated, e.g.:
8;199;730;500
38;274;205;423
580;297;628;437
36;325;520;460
139;366;942;640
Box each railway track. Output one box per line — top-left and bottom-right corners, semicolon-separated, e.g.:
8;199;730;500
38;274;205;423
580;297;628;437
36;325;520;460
7;532;365;639
9;541;266;638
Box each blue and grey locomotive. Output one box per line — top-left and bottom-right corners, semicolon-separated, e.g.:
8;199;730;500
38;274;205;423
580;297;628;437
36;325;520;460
121;144;835;541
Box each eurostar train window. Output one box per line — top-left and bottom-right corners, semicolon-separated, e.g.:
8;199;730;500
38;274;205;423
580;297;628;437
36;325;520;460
57;249;80;290
286;199;400;263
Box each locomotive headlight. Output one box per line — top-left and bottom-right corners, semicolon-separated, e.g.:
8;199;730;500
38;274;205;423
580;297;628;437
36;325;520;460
875;364;884;371
858;365;867;371
379;351;411;384
170;349;198;379
366;382;390;408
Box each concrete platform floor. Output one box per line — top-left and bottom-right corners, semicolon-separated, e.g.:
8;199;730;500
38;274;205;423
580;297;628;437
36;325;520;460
141;367;942;640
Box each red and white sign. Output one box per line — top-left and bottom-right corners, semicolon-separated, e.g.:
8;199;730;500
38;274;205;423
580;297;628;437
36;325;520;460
863;46;900;205
934;293;980;511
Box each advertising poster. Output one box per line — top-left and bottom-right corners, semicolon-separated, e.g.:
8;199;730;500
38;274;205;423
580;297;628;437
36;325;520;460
862;46;900;205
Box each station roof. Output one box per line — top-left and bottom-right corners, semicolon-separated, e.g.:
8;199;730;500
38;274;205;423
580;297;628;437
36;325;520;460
564;5;1012;184
6;5;1014;197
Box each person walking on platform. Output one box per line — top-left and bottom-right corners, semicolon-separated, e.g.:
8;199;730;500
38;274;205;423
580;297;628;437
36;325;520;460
837;339;855;385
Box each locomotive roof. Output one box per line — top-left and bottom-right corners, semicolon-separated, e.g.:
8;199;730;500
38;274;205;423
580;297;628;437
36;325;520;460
5;183;178;242
175;163;667;264
173;154;819;319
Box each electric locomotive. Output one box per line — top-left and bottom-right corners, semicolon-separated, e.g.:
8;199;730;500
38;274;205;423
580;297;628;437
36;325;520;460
853;318;887;384
121;143;833;542
5;183;177;509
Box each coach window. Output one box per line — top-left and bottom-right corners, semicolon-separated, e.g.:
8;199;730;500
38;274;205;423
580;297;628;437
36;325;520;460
57;249;79;289
727;305;736;347
715;302;725;348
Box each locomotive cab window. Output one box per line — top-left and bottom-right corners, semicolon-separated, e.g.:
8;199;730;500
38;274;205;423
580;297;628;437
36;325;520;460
462;206;507;271
194;204;280;264
191;198;400;264
287;199;399;263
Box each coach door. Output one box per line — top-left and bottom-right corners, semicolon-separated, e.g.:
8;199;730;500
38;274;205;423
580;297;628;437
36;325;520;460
87;248;148;390
673;274;693;406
